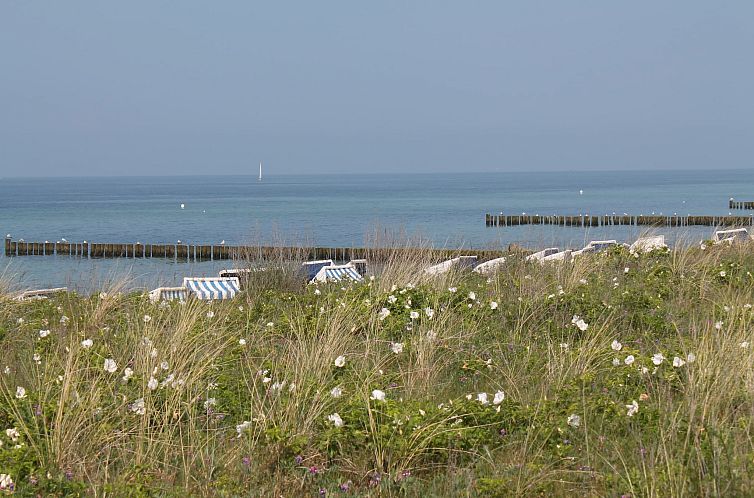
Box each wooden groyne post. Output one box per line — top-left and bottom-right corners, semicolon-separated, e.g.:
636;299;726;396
485;213;754;228
3;237;508;263
729;198;754;210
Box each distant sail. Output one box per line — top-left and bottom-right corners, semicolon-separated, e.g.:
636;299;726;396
259;162;262;181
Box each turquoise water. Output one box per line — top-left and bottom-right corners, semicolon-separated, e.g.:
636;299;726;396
2;169;753;291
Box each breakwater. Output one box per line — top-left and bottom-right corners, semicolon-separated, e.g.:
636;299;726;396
3;237;503;262
729;199;754;210
485;213;754;227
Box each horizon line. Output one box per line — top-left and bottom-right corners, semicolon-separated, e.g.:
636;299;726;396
2;166;752;180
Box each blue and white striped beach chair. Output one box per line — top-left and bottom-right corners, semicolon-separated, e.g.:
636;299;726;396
311;263;364;283
183;277;241;300
148;286;188;302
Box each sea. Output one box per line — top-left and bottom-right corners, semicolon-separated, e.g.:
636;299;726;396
2;169;752;292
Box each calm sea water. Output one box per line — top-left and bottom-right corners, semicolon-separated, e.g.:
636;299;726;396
2;170;753;291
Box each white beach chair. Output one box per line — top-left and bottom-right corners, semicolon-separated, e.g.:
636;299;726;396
148;286;189;303
541;249;572;263
525;248;561;262
424;256;478;276
183;277;241;300
473;257;506;275
572;240;624;257
712;228;750;245
14;287;68;301
630;235;667;255
311;263;364;283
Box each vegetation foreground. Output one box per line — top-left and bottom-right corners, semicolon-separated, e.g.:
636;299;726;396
3;243;754;497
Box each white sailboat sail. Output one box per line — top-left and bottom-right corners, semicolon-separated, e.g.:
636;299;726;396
258;162;262;181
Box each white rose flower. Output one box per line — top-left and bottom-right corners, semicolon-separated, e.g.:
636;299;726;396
567;414;581;428
104;358;117;373
327;413;344;427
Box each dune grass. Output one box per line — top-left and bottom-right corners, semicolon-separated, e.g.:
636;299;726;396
2;242;754;496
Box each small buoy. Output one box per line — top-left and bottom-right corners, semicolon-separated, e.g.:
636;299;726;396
180;203;185;209
579;190;583;195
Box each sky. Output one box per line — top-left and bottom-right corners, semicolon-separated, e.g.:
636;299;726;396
1;1;753;177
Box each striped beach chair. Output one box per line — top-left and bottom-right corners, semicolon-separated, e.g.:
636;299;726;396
148;286;188;302
183;277;241;300
311;263;364;283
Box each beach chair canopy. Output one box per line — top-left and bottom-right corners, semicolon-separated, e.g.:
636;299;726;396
473;257;506;275
311;263;364;283
424;256;478;276
302;259;334;280
148;286;188;302
630;235;667;254
183;277;241;300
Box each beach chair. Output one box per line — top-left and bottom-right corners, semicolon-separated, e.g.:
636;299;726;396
525;248;561;262
713;228;749;245
541;249;572;263
14;287;68;301
473;257;506;275
302;259;334;280
183;277;241;300
148;286;188;302
219;268;252;279
311;263;364;283
572;240;625;257
630;235;667;255
349;259;368;277
424;256;478;276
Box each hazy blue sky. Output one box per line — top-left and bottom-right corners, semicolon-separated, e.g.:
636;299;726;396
1;1;753;177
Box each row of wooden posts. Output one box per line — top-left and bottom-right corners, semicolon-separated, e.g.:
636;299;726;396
729;199;754;210
3;237;504;261
485;213;754;228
